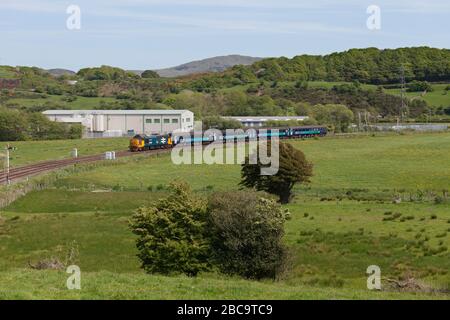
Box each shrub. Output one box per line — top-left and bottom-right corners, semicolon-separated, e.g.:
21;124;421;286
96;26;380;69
141;70;160;79
208;191;288;280
407;81;433;92
130;182;211;276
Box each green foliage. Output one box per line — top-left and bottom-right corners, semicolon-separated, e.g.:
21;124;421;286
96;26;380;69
74;81;99;97
231;65;257;83
78;65;137;81
311;104;354;133
0;108;82;141
241;142;313;203
265;119;317;128
130;182;211;276
130;183;290;280
77;66;139;81
208;191;288;279
0;66;19;79
202;116;243;130
181;48;450;90
163;90;217;117
141;70;160;79
0;108;28;141
407;81;434;92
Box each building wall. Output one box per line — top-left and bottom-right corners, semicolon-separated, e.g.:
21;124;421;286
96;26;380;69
124;115;143;134
44;111;194;136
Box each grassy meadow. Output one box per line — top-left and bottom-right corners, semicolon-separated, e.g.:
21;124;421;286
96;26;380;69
6;95;119;110
385;84;450;109
0;132;449;299
1;137;129;168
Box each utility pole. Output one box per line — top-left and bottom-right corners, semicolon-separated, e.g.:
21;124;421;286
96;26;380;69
358;112;362;131
4;147;10;185
400;65;405;122
399;66;408;123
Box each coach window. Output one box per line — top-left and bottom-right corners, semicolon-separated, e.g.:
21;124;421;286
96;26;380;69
146;119;152;124
164;119;170;124
154;119;161;124
172;119;179;124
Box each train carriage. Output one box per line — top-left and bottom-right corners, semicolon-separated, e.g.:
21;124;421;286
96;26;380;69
129;126;328;152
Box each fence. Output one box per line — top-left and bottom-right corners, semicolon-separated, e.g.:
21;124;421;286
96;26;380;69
369;124;449;132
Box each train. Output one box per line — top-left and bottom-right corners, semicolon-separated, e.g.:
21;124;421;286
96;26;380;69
129;126;328;152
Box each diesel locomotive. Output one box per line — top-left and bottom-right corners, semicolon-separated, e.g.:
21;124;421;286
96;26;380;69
129;126;327;152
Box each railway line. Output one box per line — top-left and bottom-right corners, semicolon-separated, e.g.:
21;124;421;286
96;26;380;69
0;126;328;185
0;149;171;185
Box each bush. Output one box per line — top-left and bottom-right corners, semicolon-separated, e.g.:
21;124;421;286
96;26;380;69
208;191;288;279
0;108;28;141
130;182;211;276
407;81;433;93
141;70;160;79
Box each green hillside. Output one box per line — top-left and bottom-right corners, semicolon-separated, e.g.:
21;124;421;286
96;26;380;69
0;66;18;79
1;47;450;143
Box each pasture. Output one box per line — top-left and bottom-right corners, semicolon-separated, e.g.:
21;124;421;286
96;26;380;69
385;84;450;108
1;137;128;168
0;132;449;299
5;94;119;110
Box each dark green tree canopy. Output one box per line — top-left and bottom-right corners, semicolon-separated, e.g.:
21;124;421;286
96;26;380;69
407;81;434;92
240;142;313;204
208;191;288;279
129;182;211;276
141;70;160;79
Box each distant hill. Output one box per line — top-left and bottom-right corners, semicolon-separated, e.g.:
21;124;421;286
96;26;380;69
46;69;76;77
154;55;263;77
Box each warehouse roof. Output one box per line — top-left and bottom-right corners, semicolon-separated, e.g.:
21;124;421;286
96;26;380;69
43;110;193;116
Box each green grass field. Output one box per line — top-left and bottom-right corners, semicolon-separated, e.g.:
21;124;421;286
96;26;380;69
6;95;119;110
0;132;449;299
1;137;129;168
0;66;18;79
386;84;450;108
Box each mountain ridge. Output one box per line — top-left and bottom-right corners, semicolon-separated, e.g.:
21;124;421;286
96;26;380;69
153;54;263;77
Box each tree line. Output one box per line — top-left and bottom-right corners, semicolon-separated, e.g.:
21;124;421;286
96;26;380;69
0;107;82;141
184;47;450;90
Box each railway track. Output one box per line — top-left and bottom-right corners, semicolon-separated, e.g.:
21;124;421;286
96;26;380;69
0;149;171;185
0;135;317;185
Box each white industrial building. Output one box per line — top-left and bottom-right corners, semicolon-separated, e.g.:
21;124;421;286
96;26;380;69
43;110;194;138
225;116;309;127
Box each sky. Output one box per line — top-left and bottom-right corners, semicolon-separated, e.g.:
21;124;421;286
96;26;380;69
0;0;449;71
